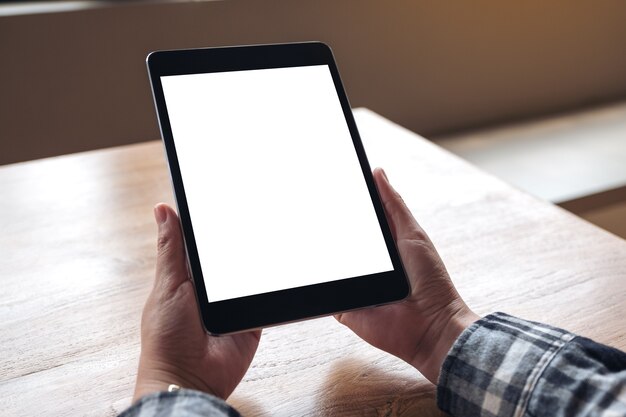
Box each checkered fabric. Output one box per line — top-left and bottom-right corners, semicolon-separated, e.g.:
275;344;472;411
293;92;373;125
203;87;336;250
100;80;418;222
120;313;626;417
438;312;626;417
119;390;240;417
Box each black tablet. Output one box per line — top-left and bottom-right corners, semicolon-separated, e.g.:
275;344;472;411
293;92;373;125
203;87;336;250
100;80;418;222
147;42;409;335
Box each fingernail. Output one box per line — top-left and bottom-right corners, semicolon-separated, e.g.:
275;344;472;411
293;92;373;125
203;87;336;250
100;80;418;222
380;168;389;182
154;204;168;225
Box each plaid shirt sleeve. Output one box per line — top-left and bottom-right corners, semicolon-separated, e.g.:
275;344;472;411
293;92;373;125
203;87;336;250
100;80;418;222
437;312;626;417
118;390;240;417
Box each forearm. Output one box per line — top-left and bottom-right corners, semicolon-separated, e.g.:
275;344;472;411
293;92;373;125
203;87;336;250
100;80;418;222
437;313;626;417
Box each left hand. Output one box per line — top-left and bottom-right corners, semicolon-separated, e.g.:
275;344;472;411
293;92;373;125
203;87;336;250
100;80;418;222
133;203;261;402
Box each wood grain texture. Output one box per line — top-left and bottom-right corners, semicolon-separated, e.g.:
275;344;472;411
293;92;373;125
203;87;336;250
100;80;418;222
0;109;625;417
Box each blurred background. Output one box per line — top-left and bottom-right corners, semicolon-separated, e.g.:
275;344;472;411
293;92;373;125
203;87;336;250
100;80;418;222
1;0;625;237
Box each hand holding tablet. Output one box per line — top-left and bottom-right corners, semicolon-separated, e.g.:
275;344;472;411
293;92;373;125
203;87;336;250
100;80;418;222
147;42;410;334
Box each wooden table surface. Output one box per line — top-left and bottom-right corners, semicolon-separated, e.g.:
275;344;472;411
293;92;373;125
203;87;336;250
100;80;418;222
1;109;625;417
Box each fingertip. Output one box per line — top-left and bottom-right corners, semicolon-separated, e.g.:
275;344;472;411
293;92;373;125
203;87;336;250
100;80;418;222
154;203;179;226
154;204;182;246
154;203;168;225
372;168;385;190
373;167;397;202
378;167;389;182
335;313;353;327
373;167;386;182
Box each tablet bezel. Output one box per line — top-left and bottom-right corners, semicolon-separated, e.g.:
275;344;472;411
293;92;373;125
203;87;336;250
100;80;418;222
147;42;409;335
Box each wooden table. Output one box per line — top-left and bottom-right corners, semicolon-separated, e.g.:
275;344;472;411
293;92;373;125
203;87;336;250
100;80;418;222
1;109;625;417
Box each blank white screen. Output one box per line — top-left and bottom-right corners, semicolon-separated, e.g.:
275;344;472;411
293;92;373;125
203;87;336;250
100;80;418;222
161;65;392;302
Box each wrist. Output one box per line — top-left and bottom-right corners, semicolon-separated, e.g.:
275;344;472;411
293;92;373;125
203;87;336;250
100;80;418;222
133;360;219;402
133;379;183;403
411;305;479;384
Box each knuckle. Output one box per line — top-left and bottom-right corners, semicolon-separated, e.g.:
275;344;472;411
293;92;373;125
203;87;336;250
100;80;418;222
157;233;171;253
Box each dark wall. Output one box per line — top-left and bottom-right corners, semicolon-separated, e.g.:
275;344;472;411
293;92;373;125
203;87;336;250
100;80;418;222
2;0;626;164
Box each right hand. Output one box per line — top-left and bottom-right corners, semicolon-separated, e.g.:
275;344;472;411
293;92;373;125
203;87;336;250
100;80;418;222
336;168;479;384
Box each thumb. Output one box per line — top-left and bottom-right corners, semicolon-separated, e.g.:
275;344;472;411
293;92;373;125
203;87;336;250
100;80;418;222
154;203;189;292
372;168;427;243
